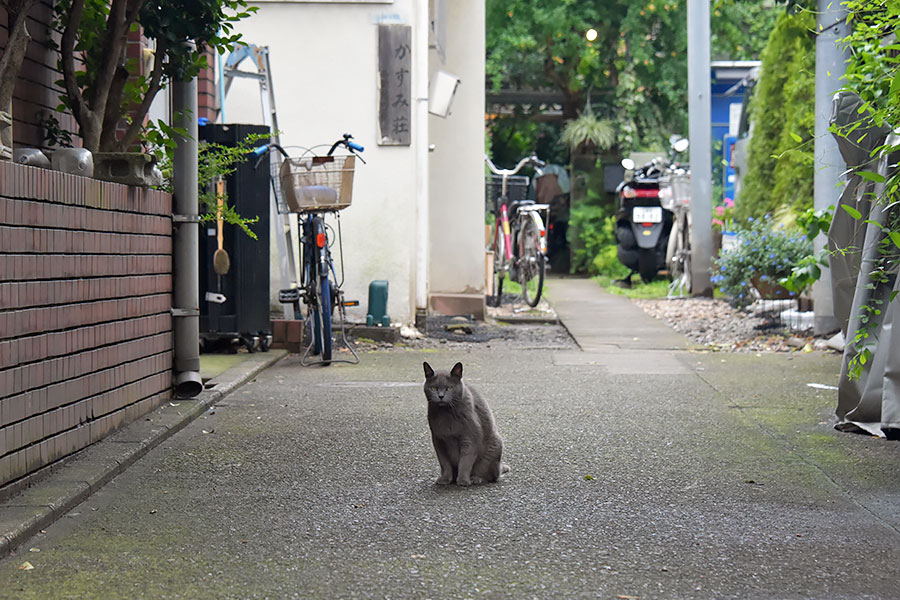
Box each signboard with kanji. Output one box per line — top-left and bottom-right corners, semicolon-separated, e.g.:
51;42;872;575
377;24;412;146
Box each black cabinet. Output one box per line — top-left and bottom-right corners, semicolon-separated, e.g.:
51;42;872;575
198;123;272;351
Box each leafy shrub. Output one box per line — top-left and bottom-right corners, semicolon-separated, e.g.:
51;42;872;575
781;206;834;294
593;243;630;279
567;201;622;276
738;6;815;223
711;216;812;308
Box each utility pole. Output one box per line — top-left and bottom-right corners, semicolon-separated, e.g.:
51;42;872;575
813;0;848;335
688;0;713;296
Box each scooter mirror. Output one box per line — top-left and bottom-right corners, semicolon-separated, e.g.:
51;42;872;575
621;158;635;170
672;138;689;153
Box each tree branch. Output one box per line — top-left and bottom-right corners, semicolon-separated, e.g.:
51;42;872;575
60;0;90;130
116;37;168;151
98;64;130;151
0;0;38;111
90;0;131;110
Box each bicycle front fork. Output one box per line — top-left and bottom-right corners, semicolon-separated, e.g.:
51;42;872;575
500;204;513;261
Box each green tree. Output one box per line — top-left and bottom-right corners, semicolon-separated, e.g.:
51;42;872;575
54;0;255;153
834;0;900;379
486;0;779;157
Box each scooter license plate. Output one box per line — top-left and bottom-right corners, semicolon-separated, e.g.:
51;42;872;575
632;206;662;223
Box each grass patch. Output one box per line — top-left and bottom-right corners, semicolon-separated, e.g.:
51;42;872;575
496;274;541;300
594;275;670;299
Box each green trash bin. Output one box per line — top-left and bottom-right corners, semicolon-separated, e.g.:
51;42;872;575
366;280;391;327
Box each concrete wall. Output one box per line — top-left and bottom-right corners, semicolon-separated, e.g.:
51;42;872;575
0;163;174;489
428;1;486;316
224;0;486;324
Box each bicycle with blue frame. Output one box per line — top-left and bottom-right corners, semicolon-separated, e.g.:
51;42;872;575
255;134;365;365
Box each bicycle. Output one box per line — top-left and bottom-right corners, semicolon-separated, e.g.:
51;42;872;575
662;170;692;297
255;134;365;365
485;154;549;308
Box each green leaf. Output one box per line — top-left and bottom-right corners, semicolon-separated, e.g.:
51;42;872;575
891;70;900;98
890;231;900;250
789;131;802;143
856;171;885;183
841;204;863;220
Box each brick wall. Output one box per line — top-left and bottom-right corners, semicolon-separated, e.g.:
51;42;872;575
198;49;219;124
0;162;174;488
1;1;81;150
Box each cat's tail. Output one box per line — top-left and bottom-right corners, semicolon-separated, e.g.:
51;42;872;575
501;462;510;474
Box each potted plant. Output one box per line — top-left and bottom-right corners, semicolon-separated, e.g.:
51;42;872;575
710;215;812;308
712;197;737;255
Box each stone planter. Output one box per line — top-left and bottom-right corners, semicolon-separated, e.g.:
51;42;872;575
51;147;93;177
0;111;12;160
13;148;51;168
751;275;794;300
94;152;163;187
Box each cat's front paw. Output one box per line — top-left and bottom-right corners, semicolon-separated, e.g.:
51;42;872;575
435;475;453;485
456;477;472;487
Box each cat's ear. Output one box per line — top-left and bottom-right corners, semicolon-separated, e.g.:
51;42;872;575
423;362;434;379
450;362;463;379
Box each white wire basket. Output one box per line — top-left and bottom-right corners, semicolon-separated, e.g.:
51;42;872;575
279;155;356;212
669;173;691;208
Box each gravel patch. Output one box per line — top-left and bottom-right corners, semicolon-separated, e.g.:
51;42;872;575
351;293;831;355
632;296;815;352
351;294;577;353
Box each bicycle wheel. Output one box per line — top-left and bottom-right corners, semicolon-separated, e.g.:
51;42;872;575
317;273;333;362
677;215;692;294
309;285;323;356
518;216;545;307
491;223;506;305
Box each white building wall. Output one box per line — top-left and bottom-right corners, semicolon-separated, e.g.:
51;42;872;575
428;0;486;300
223;0;485;325
224;1;419;324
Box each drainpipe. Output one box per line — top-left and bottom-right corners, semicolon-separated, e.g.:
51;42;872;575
414;0;430;330
171;61;203;398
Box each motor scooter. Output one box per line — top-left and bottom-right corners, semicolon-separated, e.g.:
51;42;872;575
615;138;689;284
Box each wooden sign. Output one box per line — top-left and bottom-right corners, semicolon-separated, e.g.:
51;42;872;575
377;24;412;146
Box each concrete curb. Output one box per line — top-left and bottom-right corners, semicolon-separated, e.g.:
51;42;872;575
0;350;287;559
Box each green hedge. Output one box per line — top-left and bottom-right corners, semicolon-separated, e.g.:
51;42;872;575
738;7;815;223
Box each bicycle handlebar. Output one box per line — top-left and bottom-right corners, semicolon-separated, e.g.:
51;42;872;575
253;143;288;158
253;134;365;158
252;133;366;167
328;133;365;156
485;153;545;176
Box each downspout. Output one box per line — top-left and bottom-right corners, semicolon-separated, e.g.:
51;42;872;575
171;55;203;398
414;0;430;330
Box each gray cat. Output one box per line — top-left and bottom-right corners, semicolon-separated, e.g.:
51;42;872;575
423;361;509;486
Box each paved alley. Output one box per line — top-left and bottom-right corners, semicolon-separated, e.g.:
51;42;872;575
1;278;899;599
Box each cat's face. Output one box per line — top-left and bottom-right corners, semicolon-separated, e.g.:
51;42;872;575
423;362;464;406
